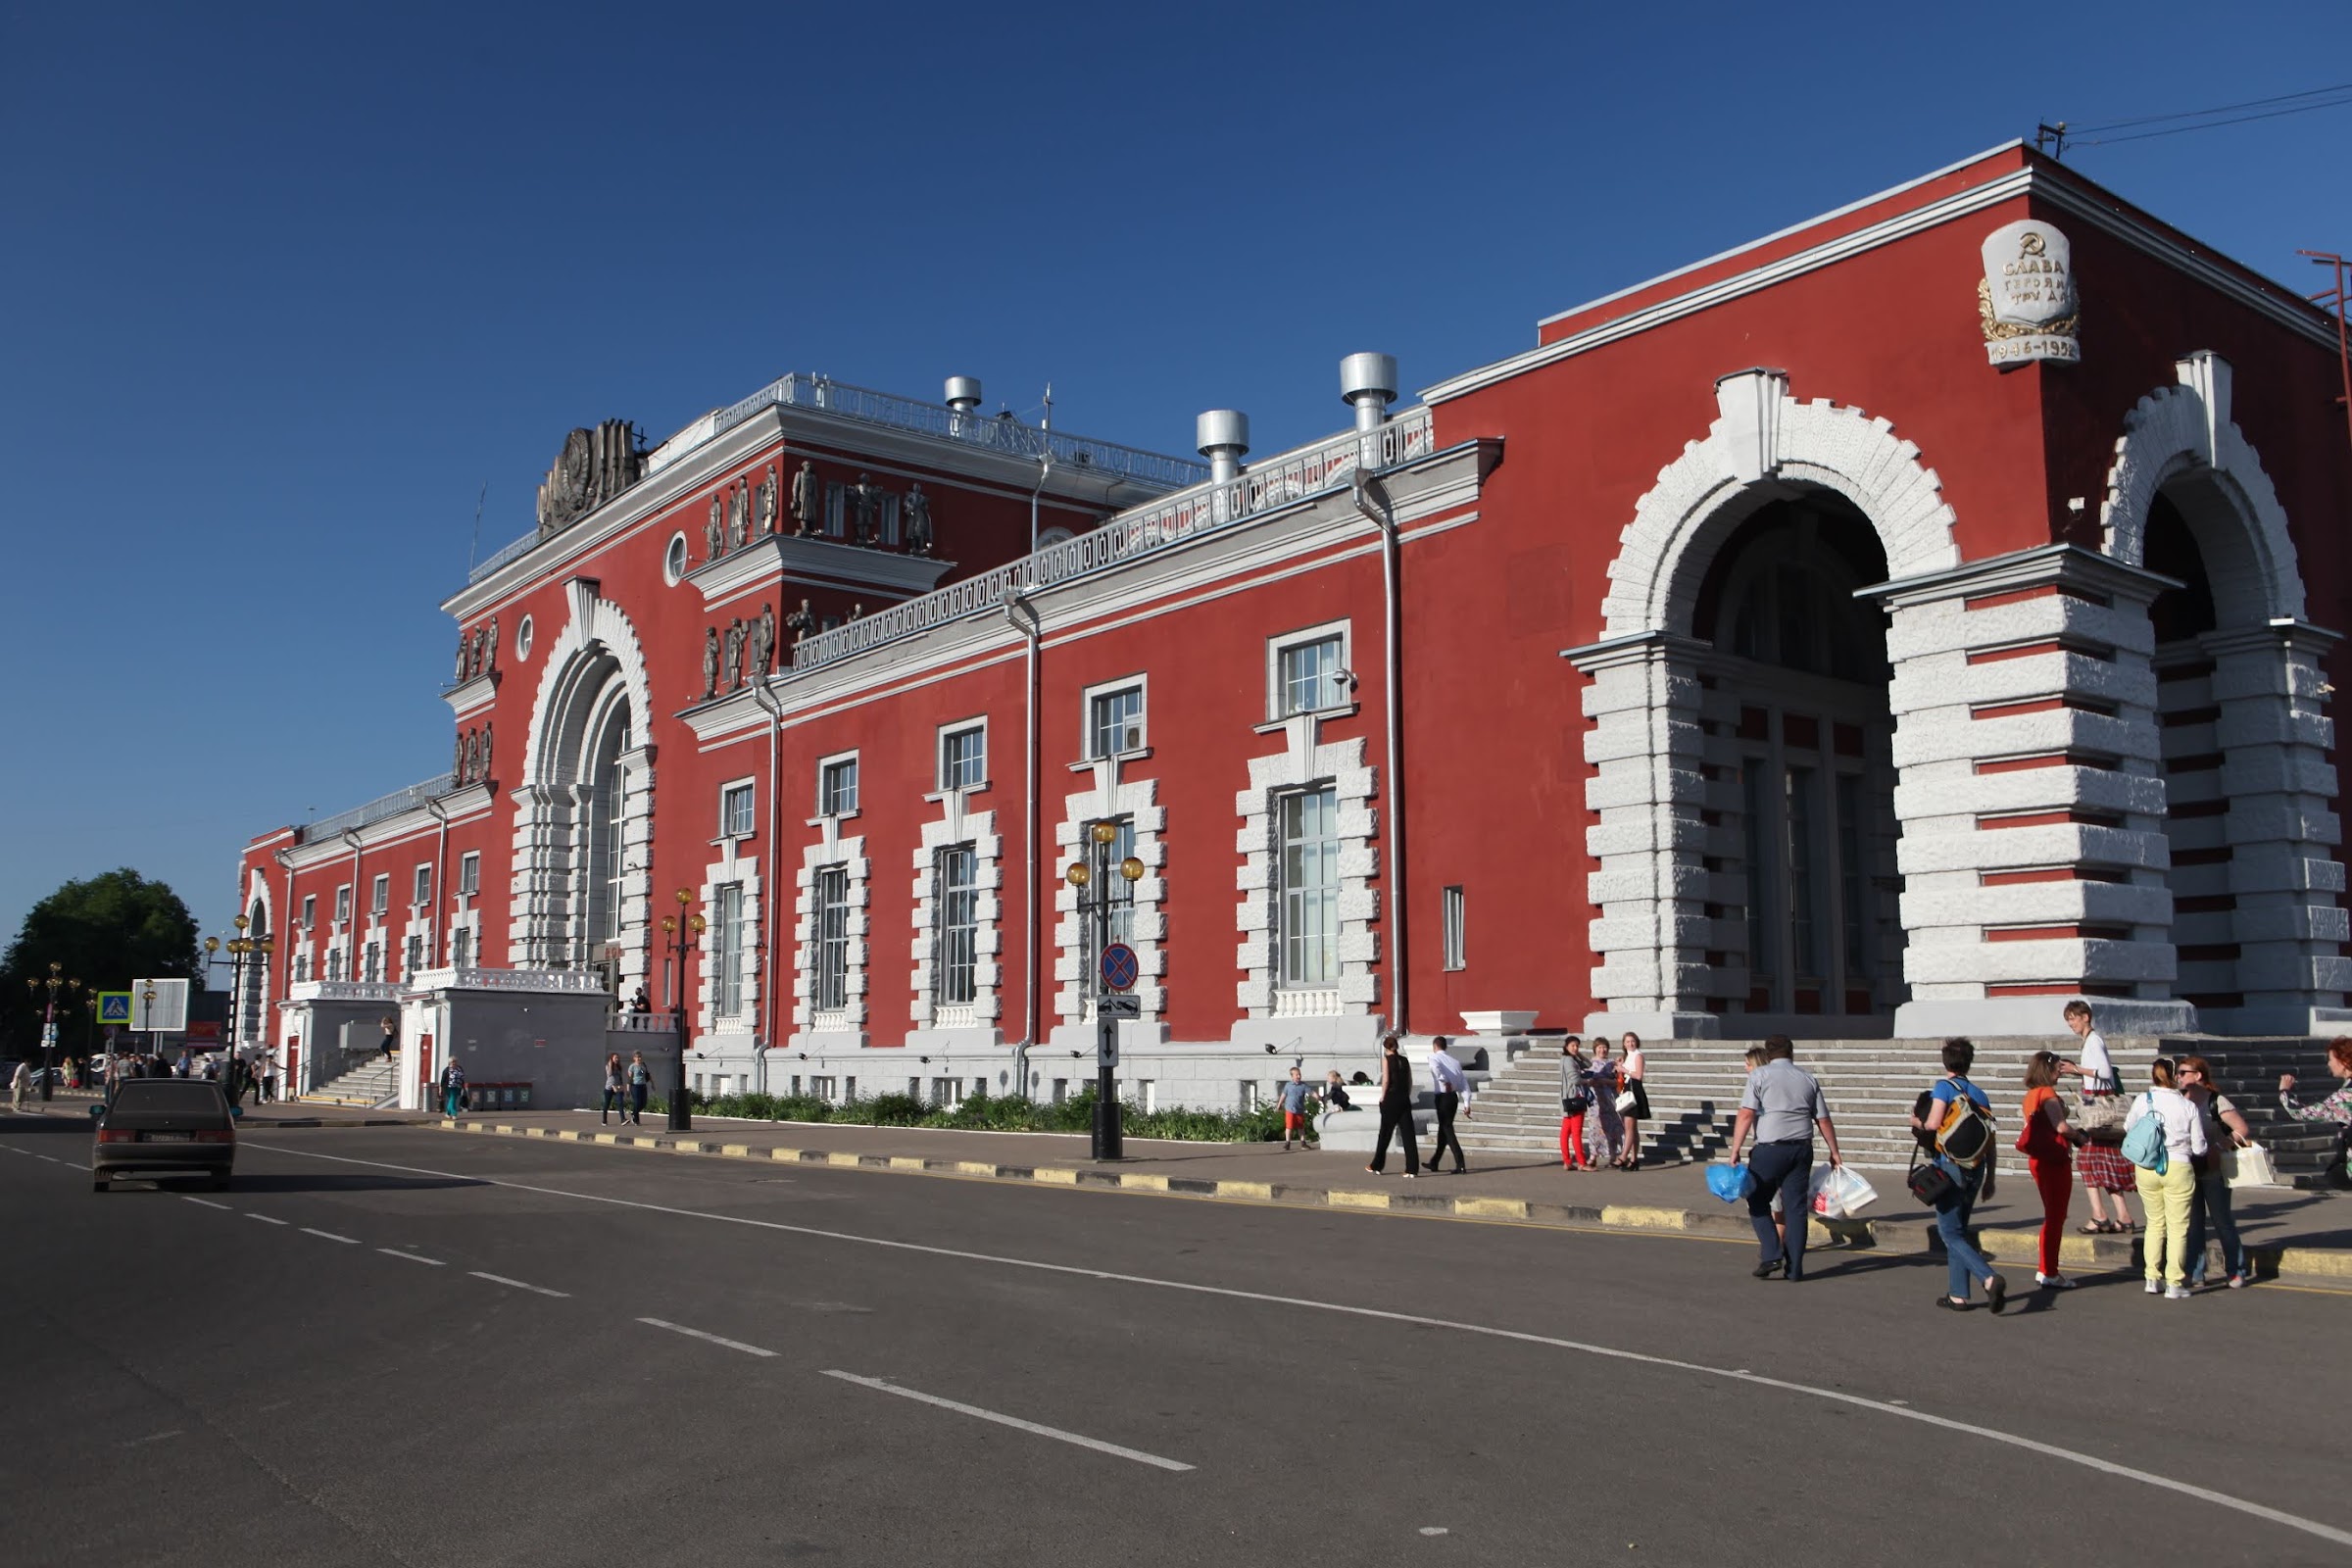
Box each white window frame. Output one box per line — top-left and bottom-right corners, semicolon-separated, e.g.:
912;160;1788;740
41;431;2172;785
813;864;852;1012
938;721;988;794
405;932;424;977
301;895;316;930
370;874;390;916
453;925;473;969
335;884;353;924
1442;885;1467;972
933;844;980;1007
720;778;757;841
459;852;480;898
715;882;748;1017
413;863;432;908
1275;785;1342;991
1082;675;1148;760
1267;620;1352;721
817;750;860;818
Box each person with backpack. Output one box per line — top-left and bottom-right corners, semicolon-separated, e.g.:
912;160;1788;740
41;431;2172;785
601;1053;625;1125
1558;1037;1592;1170
1909;1038;2007;1313
2123;1057;2206;1299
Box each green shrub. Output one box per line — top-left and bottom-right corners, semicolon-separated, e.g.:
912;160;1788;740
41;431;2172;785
661;1079;1300;1143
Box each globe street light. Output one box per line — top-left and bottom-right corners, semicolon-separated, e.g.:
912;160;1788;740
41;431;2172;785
26;962;77;1102
1064;819;1146;1160
661;887;707;1132
204;915;276;1055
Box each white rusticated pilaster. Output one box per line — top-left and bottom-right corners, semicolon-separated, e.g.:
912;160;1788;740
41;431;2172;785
1564;632;1716;1038
790;816;870;1049
1873;545;2193;1037
2196;622;2350;1032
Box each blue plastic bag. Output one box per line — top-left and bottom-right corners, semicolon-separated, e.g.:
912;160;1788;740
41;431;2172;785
1705;1161;1755;1203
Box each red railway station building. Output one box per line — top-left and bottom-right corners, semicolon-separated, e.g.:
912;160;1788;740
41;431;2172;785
234;143;2352;1112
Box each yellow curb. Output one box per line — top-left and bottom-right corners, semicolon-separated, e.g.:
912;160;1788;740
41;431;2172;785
1120;1173;1170;1192
1217;1181;1274;1200
1329;1190;1391;1210
2278;1247;2352;1279
888;1156;927;1172
1031;1167;1081;1185
770;1147;802;1161
956;1161;1001;1176
593;1133;620;1145
721;1144;752;1157
1454;1197;1529;1219
1601;1204;1688;1231
826;1152;862;1167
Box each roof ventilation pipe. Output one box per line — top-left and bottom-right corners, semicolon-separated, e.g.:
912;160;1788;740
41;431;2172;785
1340;352;1398;433
945;376;983;436
1196;410;1250;486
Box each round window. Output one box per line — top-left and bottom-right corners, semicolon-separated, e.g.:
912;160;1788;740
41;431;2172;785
664;532;689;585
514;615;534;661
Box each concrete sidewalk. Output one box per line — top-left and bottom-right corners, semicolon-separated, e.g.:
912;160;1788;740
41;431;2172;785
399;1106;2352;1286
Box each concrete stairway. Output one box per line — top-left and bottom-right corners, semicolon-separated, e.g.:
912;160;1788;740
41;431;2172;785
1457;1037;2345;1182
302;1053;401;1109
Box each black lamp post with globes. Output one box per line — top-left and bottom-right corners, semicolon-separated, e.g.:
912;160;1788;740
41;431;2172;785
1064;819;1146;1160
660;887;706;1133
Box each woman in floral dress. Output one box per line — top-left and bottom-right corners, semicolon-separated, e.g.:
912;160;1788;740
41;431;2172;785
1584;1037;1625;1169
2279;1037;2352;1190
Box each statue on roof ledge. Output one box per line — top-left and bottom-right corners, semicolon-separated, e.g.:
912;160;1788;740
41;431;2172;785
851;473;879;546
785;598;813;644
750;603;775;681
722;617;747;693
791;461;819;536
702;626;720;701
904;483;933;555
706;496;725;561
726;477;749;551
757;465;778;537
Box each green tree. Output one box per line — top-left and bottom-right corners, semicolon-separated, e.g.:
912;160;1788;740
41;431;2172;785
1;869;203;1041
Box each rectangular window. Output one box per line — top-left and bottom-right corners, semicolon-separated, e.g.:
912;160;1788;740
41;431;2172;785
934;845;979;1006
810;1075;836;1102
334;885;352;924
371;874;390;915
1442;885;1466;971
1277;635;1346;718
819;756;859;817
363;943;381;982
721;782;756;839
326;948;344;981
822;482;846;538
453;925;473;969
814;865;851;1012
1088;685;1145;759
880;491;902;547
459;853;480;898
1238;1081;1260;1112
405;934;423;977
716;883;747;1016
940;724;986;792
413;864;432;907
301;895;316;930
1276;787;1341;988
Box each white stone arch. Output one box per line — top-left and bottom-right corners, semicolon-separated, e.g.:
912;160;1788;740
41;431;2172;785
2098;351;2305;624
510;580;657;982
1601;369;1961;636
240;868;274;1047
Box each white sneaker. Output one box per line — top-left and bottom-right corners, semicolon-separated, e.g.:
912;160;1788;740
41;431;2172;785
2165;1285;2191;1300
2144;1279;2162;1295
2036;1273;2075;1289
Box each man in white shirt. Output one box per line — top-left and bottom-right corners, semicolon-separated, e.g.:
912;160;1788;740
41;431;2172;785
1426;1037;1471;1174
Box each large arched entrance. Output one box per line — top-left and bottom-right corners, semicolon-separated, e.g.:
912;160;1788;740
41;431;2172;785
1690;496;1902;1026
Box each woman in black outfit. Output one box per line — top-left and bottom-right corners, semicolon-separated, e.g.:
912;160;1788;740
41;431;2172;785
1366;1034;1420;1178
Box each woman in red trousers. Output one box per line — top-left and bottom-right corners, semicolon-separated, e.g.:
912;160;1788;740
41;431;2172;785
2019;1051;2088;1289
1559;1037;1592;1168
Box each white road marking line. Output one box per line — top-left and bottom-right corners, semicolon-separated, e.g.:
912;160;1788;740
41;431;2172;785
124;1430;185;1446
300;1227;360;1245
183;1197;232;1210
247;1213;288;1225
820;1369;1192;1472
638;1317;775;1358
377;1249;444;1266
34;1154;62;1163
246;1139;2352;1552
469;1271;568;1298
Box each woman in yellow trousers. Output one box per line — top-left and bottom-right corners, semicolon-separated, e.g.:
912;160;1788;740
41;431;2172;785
2124;1058;2208;1299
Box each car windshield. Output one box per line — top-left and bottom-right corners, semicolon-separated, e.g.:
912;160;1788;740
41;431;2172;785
108;1082;225;1114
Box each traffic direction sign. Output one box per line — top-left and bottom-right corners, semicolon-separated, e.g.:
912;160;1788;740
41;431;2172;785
96;991;132;1026
1100;942;1140;993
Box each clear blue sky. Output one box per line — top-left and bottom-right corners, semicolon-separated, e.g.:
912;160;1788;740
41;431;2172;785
3;0;2346;952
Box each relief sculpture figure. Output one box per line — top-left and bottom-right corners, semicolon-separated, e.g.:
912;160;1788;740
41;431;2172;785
749;602;775;681
722;617;747;694
790;461;819;535
702;626;720;700
851;473;878;545
784;598;813;644
904;483;933;555
757;465;778;537
726;478;748;550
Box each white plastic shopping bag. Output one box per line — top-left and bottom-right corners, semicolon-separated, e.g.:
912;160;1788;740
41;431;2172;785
2226;1143;2278;1189
1811;1163;1879;1218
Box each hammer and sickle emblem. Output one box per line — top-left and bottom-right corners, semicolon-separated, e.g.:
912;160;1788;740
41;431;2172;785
2020;232;2047;257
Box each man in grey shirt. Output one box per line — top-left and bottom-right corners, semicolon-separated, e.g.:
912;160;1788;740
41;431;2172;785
1723;1035;1844;1283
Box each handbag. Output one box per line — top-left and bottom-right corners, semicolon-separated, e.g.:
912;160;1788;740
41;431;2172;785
1561;1092;1591;1115
2072;1092;2130;1139
1613;1090;1640;1114
1906;1146;1958;1206
2226;1143;2278;1189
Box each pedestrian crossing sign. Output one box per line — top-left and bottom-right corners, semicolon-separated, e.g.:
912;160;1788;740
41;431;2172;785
96;991;132;1026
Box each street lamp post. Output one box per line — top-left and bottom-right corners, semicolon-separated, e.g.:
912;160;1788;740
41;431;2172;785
660;888;706;1133
1065;820;1146;1160
204;916;277;1056
25;963;77;1102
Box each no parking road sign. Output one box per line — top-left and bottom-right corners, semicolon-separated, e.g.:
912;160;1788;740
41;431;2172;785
96;992;132;1027
1099;942;1139;993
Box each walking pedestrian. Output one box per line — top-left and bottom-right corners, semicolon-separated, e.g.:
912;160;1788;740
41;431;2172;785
602;1053;625;1124
2125;1057;2206;1299
1426;1037;1469;1174
627;1052;651;1125
2277;1037;2352;1190
378;1014;398;1060
441;1057;467;1118
1558;1037;1592;1170
2017;1051;2086;1289
259;1050;278;1103
8;1060;27;1112
1911;1038;2008;1313
1616;1032;1650;1169
2175;1055;2250;1291
1277;1067;1316;1151
1365;1034;1420;1178
2061;999;2138;1235
1585;1037;1625;1169
1723;1036;1843;1283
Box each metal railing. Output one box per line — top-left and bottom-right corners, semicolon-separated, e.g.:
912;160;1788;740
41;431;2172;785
299;775;455;843
466;373;1207;587
790;409;1434;673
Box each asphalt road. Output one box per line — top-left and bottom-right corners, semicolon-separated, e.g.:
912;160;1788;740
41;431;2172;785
2;1115;2346;1567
